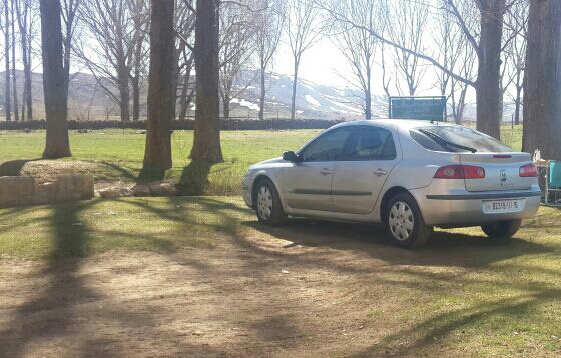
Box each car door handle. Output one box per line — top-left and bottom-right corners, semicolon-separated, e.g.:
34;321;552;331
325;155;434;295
320;168;333;175
373;168;388;177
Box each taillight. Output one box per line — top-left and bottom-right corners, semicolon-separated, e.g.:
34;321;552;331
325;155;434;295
434;165;486;179
519;164;538;177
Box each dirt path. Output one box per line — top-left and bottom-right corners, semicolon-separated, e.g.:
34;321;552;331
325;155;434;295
0;220;551;358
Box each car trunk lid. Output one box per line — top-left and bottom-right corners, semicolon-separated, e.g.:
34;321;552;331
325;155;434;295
460;153;533;192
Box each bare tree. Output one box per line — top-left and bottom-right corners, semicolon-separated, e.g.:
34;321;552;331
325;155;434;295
254;0;284;120
14;0;37;121
40;0;71;158
62;0;81;93
190;0;223;162
76;0;148;122
10;0;18;122
287;0;322;120
174;0;196;122
129;0;149;121
329;0;380;119
434;0;477;123
142;0;174;175
3;0;10;122
322;0;517;139
522;0;561;159
503;0;528;125
386;0;428;96
219;0;257;120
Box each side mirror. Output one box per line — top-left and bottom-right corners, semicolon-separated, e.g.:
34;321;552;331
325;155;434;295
283;151;300;162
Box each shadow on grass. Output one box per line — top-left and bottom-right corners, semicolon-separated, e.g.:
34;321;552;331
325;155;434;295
0;158;40;176
98;160;140;183
347;285;561;358
176;160;212;195
0;198;235;357
242;219;553;268
0;201;99;357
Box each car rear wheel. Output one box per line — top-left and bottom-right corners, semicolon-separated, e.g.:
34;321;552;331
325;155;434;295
254;179;286;225
481;220;521;240
386;193;432;248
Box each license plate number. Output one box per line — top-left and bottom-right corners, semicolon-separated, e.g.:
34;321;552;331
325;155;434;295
483;199;523;214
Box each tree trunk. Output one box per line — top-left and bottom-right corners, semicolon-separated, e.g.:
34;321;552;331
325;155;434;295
117;65;130;122
522;0;561;160
475;0;506;140
10;2;19;123
291;57;300;120
190;0;223;163
178;54;193;121
17;0;33;121
142;0;174;174
178;73;190;121
222;96;230;120
365;66;372;120
132;71;140;121
514;83;522;126
4;0;10;122
40;0;71;158
258;67;265;120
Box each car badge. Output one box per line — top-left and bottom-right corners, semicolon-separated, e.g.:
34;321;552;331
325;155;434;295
500;169;507;183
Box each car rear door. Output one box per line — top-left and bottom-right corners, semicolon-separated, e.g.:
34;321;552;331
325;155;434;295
331;125;401;214
282;126;354;212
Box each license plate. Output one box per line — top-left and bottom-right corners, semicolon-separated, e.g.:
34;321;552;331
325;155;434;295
483;199;524;214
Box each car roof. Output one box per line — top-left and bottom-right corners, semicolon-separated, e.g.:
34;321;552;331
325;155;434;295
332;119;458;131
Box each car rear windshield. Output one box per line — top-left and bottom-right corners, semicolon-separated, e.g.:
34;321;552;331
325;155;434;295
410;126;513;153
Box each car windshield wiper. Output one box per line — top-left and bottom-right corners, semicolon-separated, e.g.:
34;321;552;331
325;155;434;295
418;129;477;153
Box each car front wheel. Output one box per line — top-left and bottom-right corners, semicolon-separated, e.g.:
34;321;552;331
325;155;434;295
481;220;521;240
254;179;286;225
386;193;432;248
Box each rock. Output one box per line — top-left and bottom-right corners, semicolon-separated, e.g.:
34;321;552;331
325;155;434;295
55;175;95;201
131;184;151;197
35;182;58;205
0;176;36;208
148;181;177;196
119;187;133;197
98;187;122;198
0;174;94;208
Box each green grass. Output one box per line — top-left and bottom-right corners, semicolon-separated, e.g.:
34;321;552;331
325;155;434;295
0;196;253;260
0;125;523;195
0;129;319;194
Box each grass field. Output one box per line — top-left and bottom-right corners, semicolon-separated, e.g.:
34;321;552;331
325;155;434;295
0;129;319;194
0;125;523;195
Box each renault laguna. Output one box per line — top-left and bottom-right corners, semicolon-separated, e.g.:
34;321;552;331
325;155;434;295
242;120;541;248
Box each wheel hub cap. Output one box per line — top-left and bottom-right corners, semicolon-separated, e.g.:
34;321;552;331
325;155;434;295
389;202;414;241
257;187;273;220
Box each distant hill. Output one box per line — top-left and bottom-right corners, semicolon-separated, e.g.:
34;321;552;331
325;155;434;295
0;69;517;122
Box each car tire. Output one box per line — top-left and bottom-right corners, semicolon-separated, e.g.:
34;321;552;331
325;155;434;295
385;193;432;248
254;178;286;225
481;220;521;240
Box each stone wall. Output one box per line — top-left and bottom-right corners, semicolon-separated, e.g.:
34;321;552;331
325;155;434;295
0;175;94;209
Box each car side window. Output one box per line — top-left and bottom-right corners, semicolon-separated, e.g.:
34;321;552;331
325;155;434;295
299;127;354;162
344;126;397;161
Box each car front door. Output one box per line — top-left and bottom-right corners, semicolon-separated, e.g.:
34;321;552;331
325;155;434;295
282;127;354;212
332;126;401;215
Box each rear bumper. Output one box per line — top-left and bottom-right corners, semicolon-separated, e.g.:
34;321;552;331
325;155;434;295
412;188;542;227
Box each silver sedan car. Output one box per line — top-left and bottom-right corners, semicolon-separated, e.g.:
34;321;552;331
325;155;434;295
242;120;541;248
